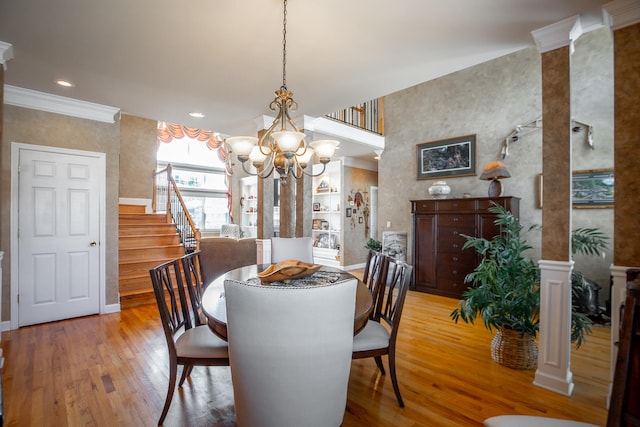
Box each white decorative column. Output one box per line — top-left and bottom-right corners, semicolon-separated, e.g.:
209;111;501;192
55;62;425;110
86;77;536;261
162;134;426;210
603;0;640;402
534;260;574;395
531;16;582;396
256;239;271;264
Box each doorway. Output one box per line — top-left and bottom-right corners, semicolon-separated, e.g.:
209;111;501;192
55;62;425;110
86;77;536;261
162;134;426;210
11;143;106;328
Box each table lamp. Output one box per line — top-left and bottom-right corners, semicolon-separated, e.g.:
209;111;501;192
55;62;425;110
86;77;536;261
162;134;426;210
479;160;511;197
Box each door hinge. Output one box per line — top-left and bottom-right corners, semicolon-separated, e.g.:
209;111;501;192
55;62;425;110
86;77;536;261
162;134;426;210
17;294;20;304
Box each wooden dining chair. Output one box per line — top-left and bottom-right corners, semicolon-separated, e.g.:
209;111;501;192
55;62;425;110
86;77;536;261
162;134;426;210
180;250;207;327
362;250;389;320
224;277;358;427
352;258;413;407
149;258;229;426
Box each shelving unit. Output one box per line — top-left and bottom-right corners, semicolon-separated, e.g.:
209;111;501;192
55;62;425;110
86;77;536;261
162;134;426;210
312;161;342;267
240;176;258;238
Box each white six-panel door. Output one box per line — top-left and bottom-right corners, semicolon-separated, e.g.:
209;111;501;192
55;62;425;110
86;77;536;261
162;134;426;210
16;146;102;326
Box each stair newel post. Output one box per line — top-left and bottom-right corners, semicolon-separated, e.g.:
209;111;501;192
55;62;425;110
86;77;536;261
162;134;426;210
165;164;173;224
152;169;158;213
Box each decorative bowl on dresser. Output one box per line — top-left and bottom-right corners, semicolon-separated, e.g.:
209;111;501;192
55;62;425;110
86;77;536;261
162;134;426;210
410;196;520;299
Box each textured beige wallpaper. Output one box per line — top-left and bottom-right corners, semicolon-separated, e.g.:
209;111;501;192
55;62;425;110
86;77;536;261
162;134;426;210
119;114;157;200
381;29;615;298
613;23;640;266
1;106;121;317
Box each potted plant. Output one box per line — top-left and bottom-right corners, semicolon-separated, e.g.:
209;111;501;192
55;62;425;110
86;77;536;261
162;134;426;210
450;203;598;369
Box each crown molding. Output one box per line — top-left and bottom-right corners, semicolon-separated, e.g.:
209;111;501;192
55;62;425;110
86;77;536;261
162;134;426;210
603;0;640;30
0;42;14;70
4;85;120;123
531;15;582;54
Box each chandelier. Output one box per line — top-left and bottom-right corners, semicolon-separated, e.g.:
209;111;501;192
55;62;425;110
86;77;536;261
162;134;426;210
224;0;339;185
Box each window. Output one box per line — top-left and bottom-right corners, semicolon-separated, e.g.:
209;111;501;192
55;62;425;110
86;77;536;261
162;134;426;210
157;136;229;232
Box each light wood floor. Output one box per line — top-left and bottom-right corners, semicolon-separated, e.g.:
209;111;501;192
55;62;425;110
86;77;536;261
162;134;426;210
2;290;610;427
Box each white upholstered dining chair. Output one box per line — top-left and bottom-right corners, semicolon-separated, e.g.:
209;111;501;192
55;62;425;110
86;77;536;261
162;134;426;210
224;277;358;427
270;236;314;263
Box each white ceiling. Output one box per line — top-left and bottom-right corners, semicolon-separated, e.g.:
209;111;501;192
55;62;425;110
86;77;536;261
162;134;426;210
0;0;606;155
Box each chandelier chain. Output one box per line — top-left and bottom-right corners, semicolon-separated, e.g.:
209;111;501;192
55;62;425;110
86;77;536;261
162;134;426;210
282;0;287;89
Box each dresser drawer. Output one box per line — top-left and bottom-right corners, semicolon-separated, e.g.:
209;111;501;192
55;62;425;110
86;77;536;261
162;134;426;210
412;200;437;213
437;199;476;212
438;225;475;240
439;214;474;227
438;252;476;266
438;229;474;253
436;265;474;294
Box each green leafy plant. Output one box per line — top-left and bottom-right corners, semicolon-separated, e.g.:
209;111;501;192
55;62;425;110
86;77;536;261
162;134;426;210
450;203;541;337
366;238;382;252
451;203;609;350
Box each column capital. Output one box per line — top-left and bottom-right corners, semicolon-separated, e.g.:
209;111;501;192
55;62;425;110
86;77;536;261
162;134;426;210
531;15;582;54
603;0;640;30
0;41;14;70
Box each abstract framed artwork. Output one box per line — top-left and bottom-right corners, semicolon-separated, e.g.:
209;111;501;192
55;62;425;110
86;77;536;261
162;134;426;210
572;168;614;208
416;134;476;180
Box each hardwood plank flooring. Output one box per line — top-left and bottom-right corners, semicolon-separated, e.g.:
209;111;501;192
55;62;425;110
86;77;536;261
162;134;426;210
2;290;610;426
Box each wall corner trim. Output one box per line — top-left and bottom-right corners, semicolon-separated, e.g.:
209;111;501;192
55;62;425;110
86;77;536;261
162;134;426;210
0;41;14;70
531;15;582;54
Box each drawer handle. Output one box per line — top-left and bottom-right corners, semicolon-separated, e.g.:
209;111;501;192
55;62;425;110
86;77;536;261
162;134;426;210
453;244;459;248
453;256;459;261
453;217;459;222
452;270;458;275
453;231;459;235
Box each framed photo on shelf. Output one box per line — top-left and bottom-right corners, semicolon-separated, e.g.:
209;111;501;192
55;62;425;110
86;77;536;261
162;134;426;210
312;202;321;211
416;134;476;180
314;233;337;249
320;220;330;230
572;168;614;208
312;219;323;230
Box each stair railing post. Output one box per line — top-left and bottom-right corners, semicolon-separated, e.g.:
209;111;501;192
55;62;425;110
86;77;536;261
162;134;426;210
165;164;173;224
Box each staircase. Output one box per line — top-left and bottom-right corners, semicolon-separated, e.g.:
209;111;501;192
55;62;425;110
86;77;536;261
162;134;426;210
119;204;186;308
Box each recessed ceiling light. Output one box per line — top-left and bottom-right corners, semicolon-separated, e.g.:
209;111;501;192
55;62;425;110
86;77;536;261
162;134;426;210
189;112;205;118
55;79;75;87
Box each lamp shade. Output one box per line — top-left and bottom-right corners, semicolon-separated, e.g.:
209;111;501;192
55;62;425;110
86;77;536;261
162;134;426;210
272;131;305;153
310;140;339;160
479;161;511;181
226;136;258;157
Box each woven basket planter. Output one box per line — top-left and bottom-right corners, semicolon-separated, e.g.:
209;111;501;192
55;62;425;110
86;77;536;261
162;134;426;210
491;328;538;370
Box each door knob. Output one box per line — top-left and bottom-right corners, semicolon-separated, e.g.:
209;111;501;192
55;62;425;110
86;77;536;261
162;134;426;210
90;241;97;247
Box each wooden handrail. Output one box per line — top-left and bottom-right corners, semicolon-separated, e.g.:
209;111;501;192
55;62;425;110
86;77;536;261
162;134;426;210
326;98;384;135
152;164;201;252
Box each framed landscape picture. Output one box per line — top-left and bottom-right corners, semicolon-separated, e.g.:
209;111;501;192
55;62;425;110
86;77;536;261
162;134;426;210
416;134;476;180
572;168;614;208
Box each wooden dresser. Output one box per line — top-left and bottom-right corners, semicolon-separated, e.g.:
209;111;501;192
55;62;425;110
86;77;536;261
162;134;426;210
411;196;519;299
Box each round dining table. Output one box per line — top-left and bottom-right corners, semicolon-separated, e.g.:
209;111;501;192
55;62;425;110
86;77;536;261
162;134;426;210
201;264;373;341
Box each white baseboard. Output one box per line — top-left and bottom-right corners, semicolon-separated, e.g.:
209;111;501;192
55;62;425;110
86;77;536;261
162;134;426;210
344;263;366;271
103;303;121;314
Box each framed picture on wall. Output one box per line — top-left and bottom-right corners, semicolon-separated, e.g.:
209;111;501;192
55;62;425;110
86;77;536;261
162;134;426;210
416;134;476;180
572;168;614;208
